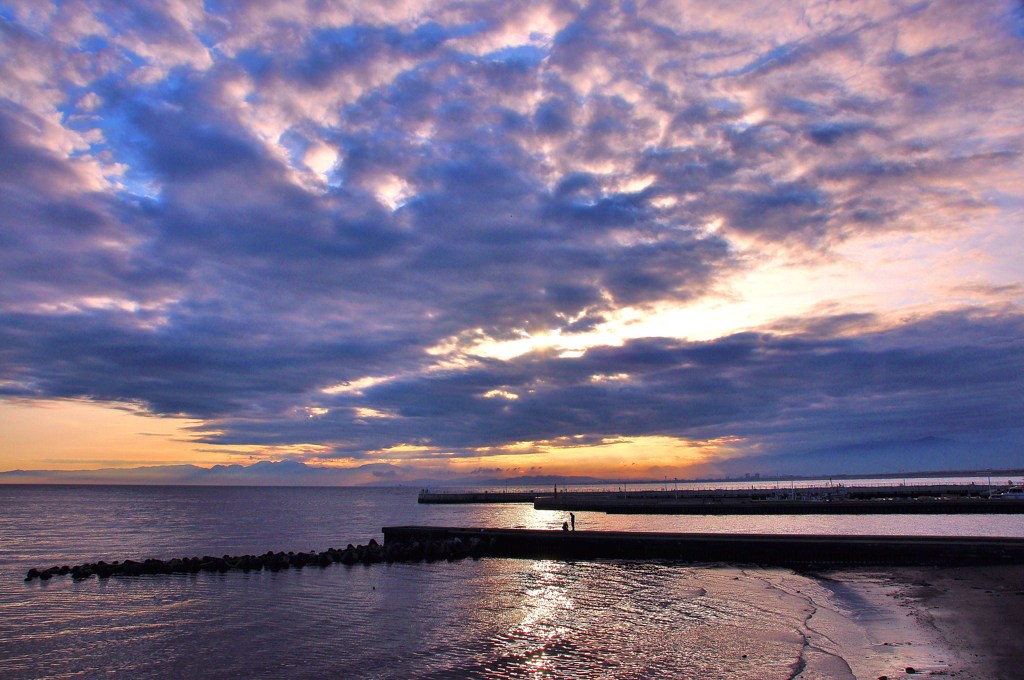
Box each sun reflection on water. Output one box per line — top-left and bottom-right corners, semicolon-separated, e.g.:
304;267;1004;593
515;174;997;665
495;559;577;677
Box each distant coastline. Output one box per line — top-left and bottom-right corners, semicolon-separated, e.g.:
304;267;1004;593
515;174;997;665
1;459;1022;487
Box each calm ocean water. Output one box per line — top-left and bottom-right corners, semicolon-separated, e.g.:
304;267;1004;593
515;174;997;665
2;484;1022;679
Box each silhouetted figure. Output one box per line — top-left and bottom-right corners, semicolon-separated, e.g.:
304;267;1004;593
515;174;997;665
562;521;569;531
570;513;575;531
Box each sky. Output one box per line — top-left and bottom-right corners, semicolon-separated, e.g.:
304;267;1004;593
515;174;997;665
1;0;1022;483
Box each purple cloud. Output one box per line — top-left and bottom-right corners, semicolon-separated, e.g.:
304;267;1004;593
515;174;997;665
1;0;1022;475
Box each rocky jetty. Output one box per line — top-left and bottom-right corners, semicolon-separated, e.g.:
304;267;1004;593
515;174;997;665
31;525;1024;581
24;535;494;582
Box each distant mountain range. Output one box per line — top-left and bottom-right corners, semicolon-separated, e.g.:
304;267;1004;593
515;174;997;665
0;461;379;486
2;459;1020;487
0;461;608;487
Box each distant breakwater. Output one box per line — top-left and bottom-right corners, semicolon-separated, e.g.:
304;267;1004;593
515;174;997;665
420;484;1024;514
24;535;493;582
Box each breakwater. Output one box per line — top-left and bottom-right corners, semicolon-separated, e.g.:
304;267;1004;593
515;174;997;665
420;484;1024;514
418;491;540;504
535;496;1024;514
23;536;490;582
420;483;1003;503
383;527;1024;567
25;526;1024;581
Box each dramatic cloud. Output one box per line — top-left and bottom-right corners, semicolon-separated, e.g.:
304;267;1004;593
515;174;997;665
1;0;1022;477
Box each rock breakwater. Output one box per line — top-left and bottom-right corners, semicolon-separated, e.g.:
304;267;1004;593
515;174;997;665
24;535;493;582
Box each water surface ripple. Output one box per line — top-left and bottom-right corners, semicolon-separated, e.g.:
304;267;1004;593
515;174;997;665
2;485;1021;678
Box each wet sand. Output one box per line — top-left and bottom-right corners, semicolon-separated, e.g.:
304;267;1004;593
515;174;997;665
816;565;1024;679
893;565;1024;678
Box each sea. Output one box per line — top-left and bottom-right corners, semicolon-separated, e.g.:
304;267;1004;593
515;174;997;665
2;480;1022;679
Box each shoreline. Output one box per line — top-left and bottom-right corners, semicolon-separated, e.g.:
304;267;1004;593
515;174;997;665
816;565;1024;678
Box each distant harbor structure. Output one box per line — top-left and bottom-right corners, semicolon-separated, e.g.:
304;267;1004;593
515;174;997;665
419;482;1024;514
418;490;540;504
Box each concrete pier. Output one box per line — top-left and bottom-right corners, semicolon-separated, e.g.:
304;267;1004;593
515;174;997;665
419;483;1024;514
382;526;1024;567
418;491;540;504
534;496;1024;514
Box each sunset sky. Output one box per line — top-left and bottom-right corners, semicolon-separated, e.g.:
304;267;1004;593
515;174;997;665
1;0;1022;482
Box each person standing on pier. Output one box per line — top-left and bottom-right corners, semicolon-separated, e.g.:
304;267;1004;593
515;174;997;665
570;513;576;531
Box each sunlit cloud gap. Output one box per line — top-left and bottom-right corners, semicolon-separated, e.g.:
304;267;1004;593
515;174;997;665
1;0;1022;479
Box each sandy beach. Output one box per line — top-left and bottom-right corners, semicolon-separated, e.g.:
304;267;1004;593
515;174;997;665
894;565;1024;678
815;565;1024;679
